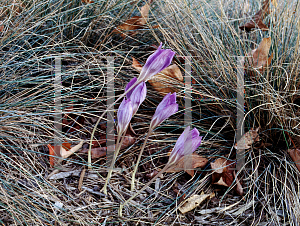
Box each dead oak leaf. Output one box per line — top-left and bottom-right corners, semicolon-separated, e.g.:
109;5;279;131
48;141;83;166
113;2;151;38
288;149;300;173
251;37;272;70
132;57;183;96
234;127;260;152
82;0;94;3
244;37;273;77
211;158;243;196
166;153;208;177
239;0;277;32
80;135;135;159
178;192;215;214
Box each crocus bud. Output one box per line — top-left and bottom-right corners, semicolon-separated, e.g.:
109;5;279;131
125;77;147;115
150;92;178;129
117;98;133;135
138;43;175;82
168;126;202;164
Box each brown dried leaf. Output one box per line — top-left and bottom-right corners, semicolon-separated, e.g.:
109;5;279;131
288;149;300;172
82;0;94;3
234;127;260;151
48;141;83;166
239;0;271;32
113;2;150;38
81;135;136;159
211;158;243;196
146;170;159;179
132;57;143;71
0;23;4;33
132;57;183;96
148;64;183;96
178;192;215;214
166;153;208;177
271;0;277;8
245;37;273;77
251;37;272;69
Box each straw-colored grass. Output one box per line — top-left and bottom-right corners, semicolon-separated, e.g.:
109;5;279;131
0;0;299;225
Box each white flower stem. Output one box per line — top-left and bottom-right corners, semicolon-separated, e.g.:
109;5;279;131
131;127;153;191
119;162;173;217
103;130;123;195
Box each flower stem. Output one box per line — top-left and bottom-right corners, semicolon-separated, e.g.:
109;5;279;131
88;80;140;169
119;162;172;217
103;131;123;195
131;128;153;191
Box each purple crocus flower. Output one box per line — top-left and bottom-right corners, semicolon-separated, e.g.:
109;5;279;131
138;43;176;82
168;126;203;164
125;77;147;115
150;92;178;129
117;98;133;135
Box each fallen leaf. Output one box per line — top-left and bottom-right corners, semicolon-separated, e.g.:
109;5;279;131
113;1;151;38
250;37;272;70
48;141;71;166
288;149;300;172
178;192;215;214
82;0;94;3
132;57;143;71
48;169;98;180
239;0;274;32
234;127;260;152
8;0;23;15
245;37;273;77
146;170;159;179
211;158;243;196
81;146;106;159
0;23;4;32
132;57;183;96
80;135;135;159
48;141;83;166
271;0;277;8
166;153;208;177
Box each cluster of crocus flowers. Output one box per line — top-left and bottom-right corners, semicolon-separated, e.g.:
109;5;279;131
116;43;175;134
103;43;176;195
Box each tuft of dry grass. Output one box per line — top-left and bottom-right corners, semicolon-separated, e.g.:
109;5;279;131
0;0;299;225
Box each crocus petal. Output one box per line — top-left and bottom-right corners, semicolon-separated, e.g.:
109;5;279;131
138;43;176;82
125;77;138;99
155;93;171;114
171;126;190;157
130;82;147;115
117;98;133;134
150;103;178;129
150;92;178;129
